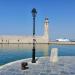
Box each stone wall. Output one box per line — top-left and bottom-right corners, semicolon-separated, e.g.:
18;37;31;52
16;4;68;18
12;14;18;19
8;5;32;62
0;36;48;44
0;18;49;44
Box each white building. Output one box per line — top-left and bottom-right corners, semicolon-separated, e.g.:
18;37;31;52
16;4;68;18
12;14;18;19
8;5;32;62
56;38;70;42
0;18;49;44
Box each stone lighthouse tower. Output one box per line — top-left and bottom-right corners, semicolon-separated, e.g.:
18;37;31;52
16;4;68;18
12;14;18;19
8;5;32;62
44;17;49;43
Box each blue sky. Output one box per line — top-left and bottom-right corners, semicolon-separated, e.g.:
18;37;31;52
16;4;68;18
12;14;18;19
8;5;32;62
0;0;75;40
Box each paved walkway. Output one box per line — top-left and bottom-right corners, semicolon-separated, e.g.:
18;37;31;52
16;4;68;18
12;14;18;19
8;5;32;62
0;56;75;75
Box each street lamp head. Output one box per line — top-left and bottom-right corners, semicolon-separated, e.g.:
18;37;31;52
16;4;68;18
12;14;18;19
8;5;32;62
32;8;37;17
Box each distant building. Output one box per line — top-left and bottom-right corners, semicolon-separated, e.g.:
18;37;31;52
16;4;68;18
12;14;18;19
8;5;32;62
56;38;70;42
0;18;49;44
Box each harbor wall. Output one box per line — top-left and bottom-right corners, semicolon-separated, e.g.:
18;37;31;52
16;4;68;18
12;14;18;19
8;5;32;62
0;18;49;44
49;41;75;45
0;36;48;44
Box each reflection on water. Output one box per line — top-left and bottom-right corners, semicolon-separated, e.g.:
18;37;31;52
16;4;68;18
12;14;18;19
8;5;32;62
0;44;75;65
0;44;48;50
0;44;49;56
0;44;49;65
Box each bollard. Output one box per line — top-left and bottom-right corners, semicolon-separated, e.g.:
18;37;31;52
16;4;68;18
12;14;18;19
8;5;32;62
50;48;58;63
21;62;29;70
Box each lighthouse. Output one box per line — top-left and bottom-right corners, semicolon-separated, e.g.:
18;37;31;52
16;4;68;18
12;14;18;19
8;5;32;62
43;17;49;43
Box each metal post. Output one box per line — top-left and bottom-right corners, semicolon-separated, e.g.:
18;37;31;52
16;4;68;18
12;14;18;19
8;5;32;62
32;41;36;63
31;8;37;63
33;17;35;36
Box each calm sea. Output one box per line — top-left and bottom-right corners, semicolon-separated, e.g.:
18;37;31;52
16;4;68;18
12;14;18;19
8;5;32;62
0;44;75;65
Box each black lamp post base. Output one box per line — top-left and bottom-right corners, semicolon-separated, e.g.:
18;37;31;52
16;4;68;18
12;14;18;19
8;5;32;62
32;60;36;63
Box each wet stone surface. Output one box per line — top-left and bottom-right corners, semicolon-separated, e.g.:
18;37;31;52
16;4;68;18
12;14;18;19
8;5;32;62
0;56;75;75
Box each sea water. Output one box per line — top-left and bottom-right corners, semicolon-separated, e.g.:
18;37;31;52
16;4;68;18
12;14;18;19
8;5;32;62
0;44;75;65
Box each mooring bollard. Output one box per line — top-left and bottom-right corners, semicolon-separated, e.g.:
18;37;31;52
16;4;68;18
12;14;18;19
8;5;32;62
21;62;29;70
50;48;58;63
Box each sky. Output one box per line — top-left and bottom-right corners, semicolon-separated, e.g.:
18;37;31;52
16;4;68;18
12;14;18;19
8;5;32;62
0;0;75;40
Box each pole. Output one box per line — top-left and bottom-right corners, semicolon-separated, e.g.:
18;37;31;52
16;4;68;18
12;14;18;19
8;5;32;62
33;17;35;36
32;8;37;63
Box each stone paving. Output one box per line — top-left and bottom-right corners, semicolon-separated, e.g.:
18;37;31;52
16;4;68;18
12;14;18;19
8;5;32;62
0;56;75;75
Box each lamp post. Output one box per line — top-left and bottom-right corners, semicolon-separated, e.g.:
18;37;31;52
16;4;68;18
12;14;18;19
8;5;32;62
31;8;37;63
32;8;37;36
